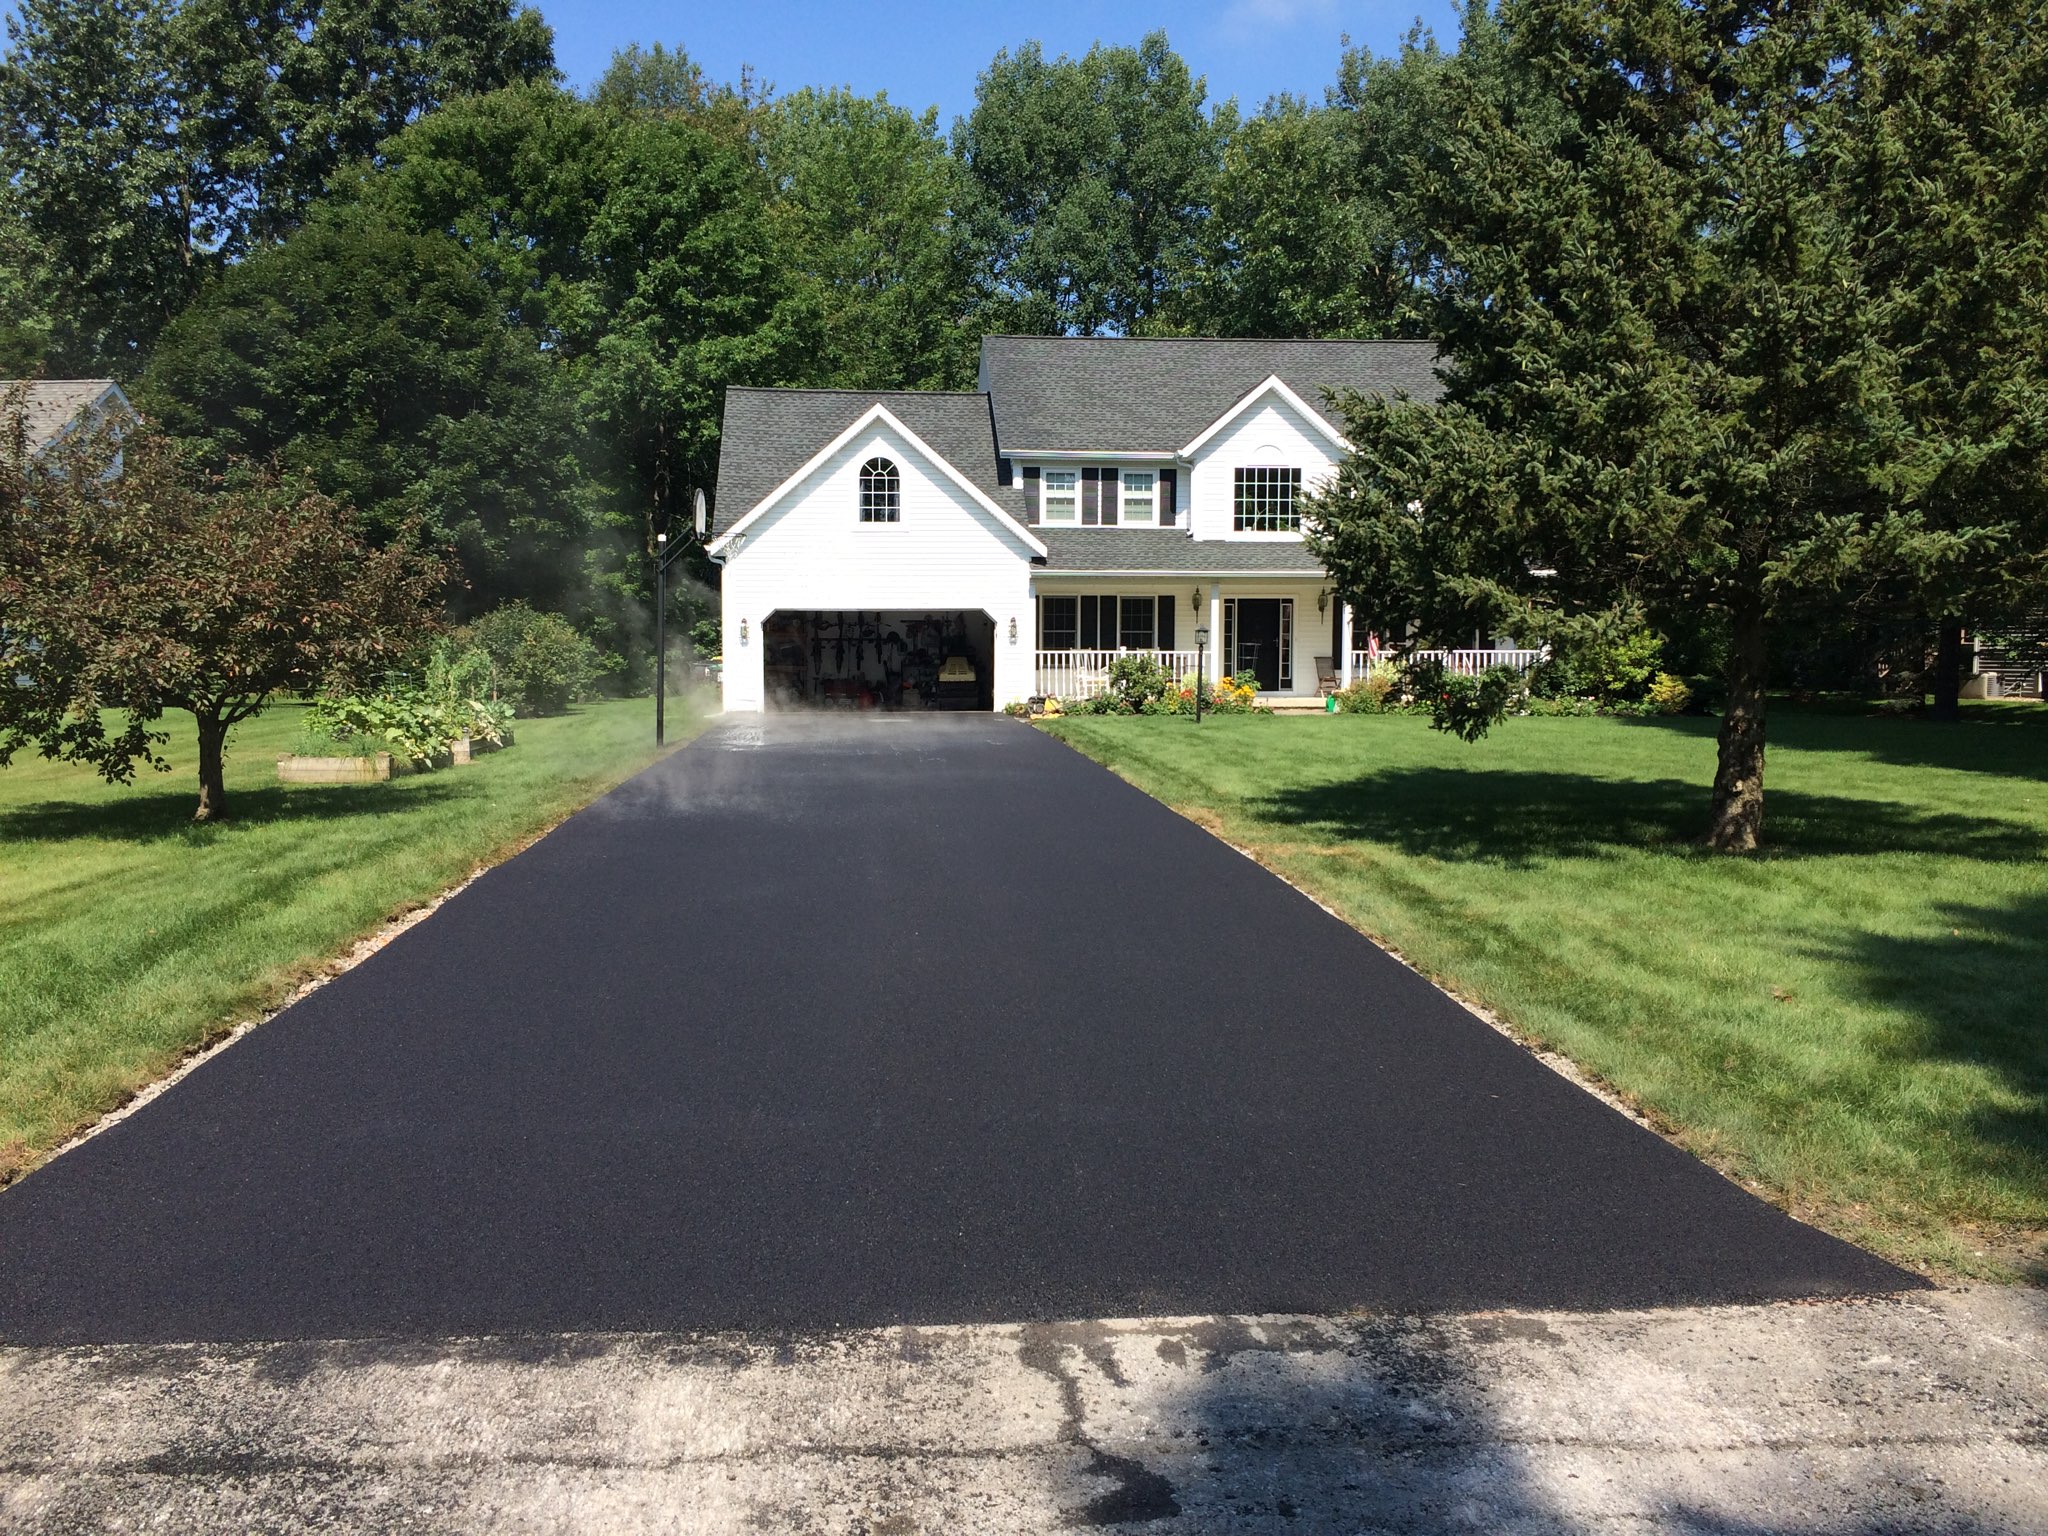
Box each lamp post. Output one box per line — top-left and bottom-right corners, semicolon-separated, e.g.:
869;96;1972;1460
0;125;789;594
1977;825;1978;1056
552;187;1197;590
655;533;670;745
1194;623;1209;724
654;490;709;747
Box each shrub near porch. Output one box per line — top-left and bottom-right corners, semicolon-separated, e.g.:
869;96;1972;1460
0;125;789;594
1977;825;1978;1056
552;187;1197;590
1045;706;2048;1279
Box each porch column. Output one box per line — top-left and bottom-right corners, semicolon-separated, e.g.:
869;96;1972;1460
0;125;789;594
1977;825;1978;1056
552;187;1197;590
1207;582;1224;682
1339;602;1354;687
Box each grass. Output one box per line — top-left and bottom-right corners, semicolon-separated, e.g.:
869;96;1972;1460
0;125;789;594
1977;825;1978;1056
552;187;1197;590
1045;700;2048;1280
0;697;691;1184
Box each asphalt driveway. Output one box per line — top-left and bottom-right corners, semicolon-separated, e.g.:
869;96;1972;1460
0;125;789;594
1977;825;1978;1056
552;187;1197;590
0;716;1912;1344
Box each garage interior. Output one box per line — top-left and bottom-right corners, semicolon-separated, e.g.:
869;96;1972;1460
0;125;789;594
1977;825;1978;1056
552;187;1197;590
761;610;997;710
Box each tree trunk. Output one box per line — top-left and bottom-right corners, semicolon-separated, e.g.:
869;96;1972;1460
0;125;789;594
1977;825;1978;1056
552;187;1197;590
1707;604;1768;853
1931;616;1963;723
193;712;229;823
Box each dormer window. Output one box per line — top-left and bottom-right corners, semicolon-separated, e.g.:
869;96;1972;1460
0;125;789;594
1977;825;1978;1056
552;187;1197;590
859;457;900;522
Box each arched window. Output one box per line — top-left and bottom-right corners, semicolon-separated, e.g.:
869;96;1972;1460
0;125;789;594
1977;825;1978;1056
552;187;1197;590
859;457;900;523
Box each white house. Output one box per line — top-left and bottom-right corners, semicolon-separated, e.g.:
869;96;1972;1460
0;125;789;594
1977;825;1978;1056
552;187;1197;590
708;336;1444;712
2;378;135;462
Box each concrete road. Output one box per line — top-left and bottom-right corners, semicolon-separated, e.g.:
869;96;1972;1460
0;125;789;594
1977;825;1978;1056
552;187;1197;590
3;1287;2043;1533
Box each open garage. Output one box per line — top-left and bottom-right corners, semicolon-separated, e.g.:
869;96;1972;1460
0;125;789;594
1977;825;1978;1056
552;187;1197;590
759;609;997;711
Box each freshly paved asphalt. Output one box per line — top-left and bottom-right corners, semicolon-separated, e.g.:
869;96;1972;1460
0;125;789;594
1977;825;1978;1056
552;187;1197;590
0;716;1914;1344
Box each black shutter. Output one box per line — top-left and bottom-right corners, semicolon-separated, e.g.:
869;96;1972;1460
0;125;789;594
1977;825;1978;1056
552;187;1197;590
998;457;1014;487
1158;594;1176;650
1101;466;1119;526
1023;465;1040;523
1160;467;1177;526
1082;467;1100;525
1079;595;1099;650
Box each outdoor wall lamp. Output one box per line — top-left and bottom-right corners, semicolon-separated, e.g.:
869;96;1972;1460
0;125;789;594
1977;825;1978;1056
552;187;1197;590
1191;589;1202;613
740;617;749;645
1008;616;1018;644
1317;588;1330;616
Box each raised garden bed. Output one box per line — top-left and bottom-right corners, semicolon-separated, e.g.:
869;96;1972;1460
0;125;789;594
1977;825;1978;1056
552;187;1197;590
276;752;408;784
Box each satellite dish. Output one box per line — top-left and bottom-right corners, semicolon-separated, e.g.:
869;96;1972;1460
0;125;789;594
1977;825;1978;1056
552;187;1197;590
693;488;709;540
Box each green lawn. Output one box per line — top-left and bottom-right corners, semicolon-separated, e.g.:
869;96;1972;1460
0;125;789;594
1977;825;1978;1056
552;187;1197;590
0;698;690;1183
1046;703;2048;1280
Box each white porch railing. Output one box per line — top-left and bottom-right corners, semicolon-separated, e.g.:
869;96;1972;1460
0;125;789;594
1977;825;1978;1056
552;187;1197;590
1348;647;1546;678
1037;649;1203;699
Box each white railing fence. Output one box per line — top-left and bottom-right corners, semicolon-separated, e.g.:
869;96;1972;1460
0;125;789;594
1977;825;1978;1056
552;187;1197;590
1036;649;1203;699
1348;647;1547;679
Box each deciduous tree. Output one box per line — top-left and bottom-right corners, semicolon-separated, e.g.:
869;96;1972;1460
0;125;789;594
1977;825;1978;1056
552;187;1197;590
955;31;1229;335
0;400;444;819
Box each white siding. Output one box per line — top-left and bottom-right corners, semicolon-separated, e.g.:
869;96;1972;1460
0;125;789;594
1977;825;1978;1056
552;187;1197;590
1185;393;1342;544
719;425;1037;711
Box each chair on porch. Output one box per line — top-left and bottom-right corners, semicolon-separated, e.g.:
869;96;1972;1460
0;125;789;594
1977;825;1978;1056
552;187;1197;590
1315;655;1339;696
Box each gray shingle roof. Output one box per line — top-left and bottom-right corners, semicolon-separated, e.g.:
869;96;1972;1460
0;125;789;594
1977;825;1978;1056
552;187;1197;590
712;388;1018;536
977;336;1442;453
1;379;128;455
1039;529;1326;575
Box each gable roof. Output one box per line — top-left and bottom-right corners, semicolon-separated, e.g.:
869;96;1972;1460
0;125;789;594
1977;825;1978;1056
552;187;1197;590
977;336;1441;453
708;400;1044;558
1;379;132;455
712;388;1020;538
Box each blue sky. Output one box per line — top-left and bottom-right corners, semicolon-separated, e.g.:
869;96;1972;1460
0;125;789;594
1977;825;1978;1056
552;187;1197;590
540;0;1463;125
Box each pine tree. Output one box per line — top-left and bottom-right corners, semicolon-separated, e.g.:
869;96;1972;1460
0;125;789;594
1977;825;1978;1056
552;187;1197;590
1307;0;2024;850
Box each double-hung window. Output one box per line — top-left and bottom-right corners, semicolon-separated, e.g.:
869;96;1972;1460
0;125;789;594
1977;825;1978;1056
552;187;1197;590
1119;469;1156;524
1041;468;1078;523
1040;596;1079;651
1116;596;1157;651
1233;466;1302;532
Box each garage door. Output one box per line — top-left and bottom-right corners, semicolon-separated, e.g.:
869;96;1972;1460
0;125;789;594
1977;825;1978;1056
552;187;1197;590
761;610;996;711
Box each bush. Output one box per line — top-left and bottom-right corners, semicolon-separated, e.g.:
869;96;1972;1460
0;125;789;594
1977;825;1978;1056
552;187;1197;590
1064;669;1269;718
1645;672;1693;715
466;603;600;715
1528;622;1665;708
1335;660;1406;714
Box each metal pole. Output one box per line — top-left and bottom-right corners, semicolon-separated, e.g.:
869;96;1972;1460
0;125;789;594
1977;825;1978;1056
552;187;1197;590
655;532;667;746
1195;629;1206;724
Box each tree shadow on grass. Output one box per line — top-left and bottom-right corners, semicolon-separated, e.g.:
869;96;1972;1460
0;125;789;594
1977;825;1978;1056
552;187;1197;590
1623;707;2048;783
1254;766;2047;867
0;779;468;847
1817;890;2048;1264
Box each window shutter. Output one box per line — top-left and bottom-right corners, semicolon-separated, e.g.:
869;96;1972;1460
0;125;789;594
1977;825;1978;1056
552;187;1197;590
1101;467;1119;526
1160;467;1177;526
1079;595;1100;650
1081;467;1099;525
1023;465;1040;524
1158;594;1176;650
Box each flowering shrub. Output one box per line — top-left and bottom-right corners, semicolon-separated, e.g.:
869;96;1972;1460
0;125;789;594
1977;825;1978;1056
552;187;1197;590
1062;669;1269;717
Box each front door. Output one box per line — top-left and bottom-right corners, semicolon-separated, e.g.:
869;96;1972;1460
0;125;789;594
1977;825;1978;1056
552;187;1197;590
1232;599;1287;692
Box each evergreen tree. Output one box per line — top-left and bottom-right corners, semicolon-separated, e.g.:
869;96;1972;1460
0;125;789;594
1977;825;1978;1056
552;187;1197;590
1840;0;2048;718
1307;0;2011;851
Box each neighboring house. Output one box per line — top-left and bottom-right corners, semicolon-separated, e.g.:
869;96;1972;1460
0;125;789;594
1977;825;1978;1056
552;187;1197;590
1;378;135;463
708;336;1445;712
